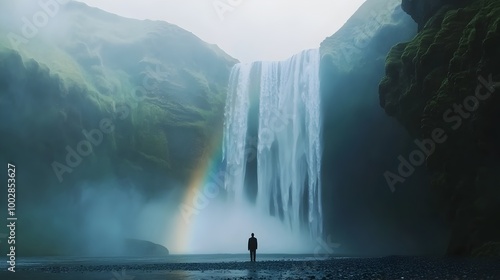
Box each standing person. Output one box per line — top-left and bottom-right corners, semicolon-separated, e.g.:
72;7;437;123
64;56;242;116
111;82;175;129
248;233;258;262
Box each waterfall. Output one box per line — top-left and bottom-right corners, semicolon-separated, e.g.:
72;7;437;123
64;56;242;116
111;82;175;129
223;49;323;240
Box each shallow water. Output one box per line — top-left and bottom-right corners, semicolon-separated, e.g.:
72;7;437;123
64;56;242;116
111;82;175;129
1;253;328;268
0;254;328;279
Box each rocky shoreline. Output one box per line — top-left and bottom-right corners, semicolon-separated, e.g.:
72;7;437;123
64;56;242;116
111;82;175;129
1;256;499;279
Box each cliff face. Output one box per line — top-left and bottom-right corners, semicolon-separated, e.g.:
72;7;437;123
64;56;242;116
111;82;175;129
319;0;452;255
0;1;236;256
401;0;473;30
0;1;236;188
380;0;500;255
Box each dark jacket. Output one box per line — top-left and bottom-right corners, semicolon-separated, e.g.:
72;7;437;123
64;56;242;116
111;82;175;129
248;237;258;250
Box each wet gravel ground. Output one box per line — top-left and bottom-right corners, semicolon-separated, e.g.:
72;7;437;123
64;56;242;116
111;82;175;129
1;256;499;279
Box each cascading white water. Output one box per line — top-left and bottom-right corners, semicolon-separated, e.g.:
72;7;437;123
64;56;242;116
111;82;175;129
223;49;323;240
222;62;254;205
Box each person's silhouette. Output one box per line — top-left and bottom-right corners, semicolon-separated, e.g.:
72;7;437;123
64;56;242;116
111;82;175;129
248;233;258;262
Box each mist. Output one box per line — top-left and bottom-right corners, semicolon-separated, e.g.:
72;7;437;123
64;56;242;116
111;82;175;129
4;170;184;255
76;0;366;62
0;0;463;260
183;198;316;254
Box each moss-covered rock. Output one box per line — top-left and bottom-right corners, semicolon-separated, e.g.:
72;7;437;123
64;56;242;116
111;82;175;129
0;1;237;256
0;1;237;191
401;0;474;30
380;0;500;255
319;0;453;255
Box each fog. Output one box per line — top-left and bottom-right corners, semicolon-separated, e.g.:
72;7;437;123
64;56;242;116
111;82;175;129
183;196;317;254
13;172;318;255
76;0;366;62
10;176;184;255
0;0;449;258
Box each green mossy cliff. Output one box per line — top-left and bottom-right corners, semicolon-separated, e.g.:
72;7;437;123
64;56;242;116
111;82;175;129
318;0;449;255
0;2;237;255
380;0;500;255
0;1;237;192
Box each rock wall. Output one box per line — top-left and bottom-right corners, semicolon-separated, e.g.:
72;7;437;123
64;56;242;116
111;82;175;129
380;0;500;255
401;0;473;30
319;0;451;255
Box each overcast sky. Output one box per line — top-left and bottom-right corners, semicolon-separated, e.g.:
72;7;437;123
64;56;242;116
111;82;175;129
77;0;366;62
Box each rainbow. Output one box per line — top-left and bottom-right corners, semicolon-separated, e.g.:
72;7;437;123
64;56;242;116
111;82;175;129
170;131;225;254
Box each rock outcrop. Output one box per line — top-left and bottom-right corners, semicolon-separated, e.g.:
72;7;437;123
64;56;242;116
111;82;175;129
319;0;451;255
380;0;500;255
122;239;169;256
401;0;473;30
